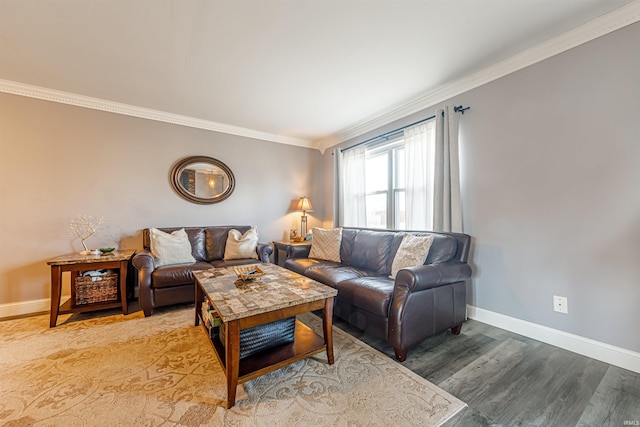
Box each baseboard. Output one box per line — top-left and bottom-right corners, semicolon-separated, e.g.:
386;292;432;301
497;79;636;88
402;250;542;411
1;287;138;320
467;305;640;374
0;296;69;319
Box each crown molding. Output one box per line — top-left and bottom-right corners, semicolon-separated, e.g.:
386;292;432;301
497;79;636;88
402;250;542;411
3;1;638;155
317;0;640;154
0;79;314;149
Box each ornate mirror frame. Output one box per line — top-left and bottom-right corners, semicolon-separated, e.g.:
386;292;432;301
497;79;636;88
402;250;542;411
170;156;235;204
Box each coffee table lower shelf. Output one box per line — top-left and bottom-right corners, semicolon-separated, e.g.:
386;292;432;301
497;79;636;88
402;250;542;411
202;319;326;384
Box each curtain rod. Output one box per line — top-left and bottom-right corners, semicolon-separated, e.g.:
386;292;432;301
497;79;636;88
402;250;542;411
340;105;470;153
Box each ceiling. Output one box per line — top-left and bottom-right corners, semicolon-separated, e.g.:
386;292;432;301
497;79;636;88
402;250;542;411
0;0;637;151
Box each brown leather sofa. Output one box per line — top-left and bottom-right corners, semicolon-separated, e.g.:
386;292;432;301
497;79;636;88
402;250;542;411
131;226;272;317
284;227;472;361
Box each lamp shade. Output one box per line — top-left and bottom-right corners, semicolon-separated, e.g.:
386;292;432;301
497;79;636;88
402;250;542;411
296;197;314;212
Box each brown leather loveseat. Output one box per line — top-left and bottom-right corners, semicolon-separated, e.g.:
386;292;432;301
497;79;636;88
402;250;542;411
132;226;272;317
284;227;472;361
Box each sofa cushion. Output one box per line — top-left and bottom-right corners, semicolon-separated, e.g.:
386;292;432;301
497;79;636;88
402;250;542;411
224;227;259;260
149;228;196;267
425;234;458;264
390;233;435;278
349;230;395;275
336;277;395;317
309;227;342;262
151;262;212;288
339;228;358;266
206;226;251;261
175;228;206;262
305;266;373;288
284;258;341;275
186;228;207;262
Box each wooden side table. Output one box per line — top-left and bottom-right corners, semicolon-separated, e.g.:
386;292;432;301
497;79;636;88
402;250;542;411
46;249;135;327
272;240;311;265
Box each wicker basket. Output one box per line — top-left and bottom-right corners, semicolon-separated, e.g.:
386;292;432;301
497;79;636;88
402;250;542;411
220;316;296;359
233;264;265;281
75;272;118;305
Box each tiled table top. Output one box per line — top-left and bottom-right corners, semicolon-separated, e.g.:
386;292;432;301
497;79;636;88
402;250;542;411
194;263;337;321
46;250;135;265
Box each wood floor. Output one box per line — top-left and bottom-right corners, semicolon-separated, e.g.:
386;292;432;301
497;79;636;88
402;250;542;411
330;316;640;427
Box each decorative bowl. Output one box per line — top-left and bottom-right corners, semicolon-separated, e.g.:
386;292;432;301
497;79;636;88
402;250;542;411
233;265;265;281
99;247;116;254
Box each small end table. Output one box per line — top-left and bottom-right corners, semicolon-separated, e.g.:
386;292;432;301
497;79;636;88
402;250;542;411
46;249;135;327
272;240;311;265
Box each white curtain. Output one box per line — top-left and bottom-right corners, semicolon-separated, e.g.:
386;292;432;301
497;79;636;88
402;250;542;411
404;121;436;230
337;105;462;232
404;106;463;232
434;106;463;232
338;145;366;227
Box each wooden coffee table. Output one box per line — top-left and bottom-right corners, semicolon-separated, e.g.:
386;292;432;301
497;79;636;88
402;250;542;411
194;263;337;408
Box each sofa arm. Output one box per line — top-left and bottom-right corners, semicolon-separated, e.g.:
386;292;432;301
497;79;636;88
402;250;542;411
395;263;472;292
389;263;470;361
131;250;156;316
288;245;311;259
131;249;155;271
257;243;273;263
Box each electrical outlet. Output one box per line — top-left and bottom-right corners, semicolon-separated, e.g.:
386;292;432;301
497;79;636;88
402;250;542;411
553;295;568;314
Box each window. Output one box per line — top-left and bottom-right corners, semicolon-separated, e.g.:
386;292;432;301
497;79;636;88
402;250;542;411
364;138;406;229
339;117;437;231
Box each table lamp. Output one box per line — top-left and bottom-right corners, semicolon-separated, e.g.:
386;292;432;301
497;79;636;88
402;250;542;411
296;196;313;238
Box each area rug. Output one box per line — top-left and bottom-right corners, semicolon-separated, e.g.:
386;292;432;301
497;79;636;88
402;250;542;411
0;307;465;426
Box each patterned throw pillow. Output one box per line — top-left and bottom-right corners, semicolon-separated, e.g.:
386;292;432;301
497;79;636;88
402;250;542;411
150;228;196;267
390;233;435;279
224;227;259;260
308;227;342;262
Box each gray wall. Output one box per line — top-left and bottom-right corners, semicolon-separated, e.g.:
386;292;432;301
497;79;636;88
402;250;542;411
0;94;324;305
324;23;640;353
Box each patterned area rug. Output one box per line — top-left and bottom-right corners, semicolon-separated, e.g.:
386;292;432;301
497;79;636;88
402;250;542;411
0;307;465;426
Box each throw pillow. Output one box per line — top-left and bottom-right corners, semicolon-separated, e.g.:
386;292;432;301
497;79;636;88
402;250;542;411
223;227;259;260
308;227;342;262
149;228;196;267
390;233;435;279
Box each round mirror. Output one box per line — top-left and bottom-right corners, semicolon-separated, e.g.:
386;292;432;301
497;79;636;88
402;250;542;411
170;156;235;204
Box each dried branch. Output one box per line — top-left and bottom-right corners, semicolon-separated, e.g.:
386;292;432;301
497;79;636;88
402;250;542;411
69;215;105;251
